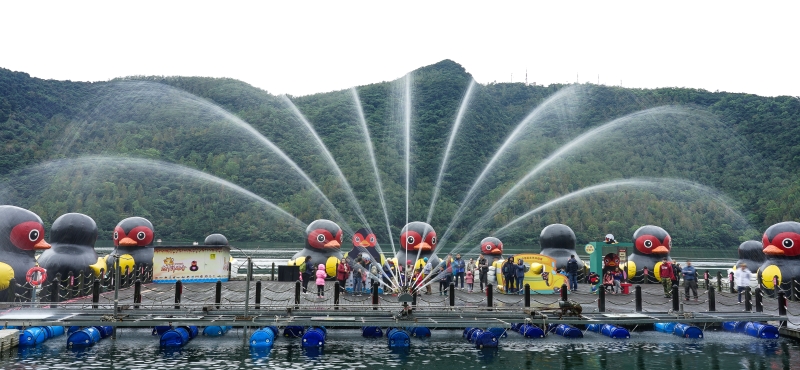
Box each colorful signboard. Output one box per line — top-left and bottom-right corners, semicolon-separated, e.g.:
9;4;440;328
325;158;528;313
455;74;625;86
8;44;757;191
494;253;567;294
152;246;231;283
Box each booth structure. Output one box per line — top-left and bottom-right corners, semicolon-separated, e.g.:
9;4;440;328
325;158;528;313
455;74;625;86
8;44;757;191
586;242;632;293
152;245;231;284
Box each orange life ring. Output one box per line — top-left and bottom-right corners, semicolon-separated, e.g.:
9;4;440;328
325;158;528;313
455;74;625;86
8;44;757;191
26;266;47;286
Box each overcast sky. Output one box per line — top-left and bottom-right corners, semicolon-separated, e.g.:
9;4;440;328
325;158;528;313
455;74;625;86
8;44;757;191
2;1;797;97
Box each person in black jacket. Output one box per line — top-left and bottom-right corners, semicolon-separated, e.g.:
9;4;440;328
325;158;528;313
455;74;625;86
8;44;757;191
566;254;579;292
478;255;489;292
502;256;515;294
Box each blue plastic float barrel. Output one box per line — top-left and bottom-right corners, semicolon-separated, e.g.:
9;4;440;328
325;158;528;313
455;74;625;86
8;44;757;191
744;322;779;339
93;326;113;338
160;327;190;347
511;323;522;331
67;327;101;348
183;326;199;339
250;327;277;348
406;327;431;337
302;327;326;347
487;327;507;338
673;323;703;339
19;327;48;347
520;324;545;338
723;321;747;332
463;327;475;339
468;329;484;343
586;324;601;333
474;331;498;349
44;326;65;338
551;324;583;338
362;326;383;337
387;328;411;348
153;326;172;336
284;325;304;337
654;322;677;334
203;325;232;337
67;326;81;335
600;324;630;339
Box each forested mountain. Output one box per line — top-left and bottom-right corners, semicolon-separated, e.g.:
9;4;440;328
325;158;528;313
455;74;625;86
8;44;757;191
1;60;799;253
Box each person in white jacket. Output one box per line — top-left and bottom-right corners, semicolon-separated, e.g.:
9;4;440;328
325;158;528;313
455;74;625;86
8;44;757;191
734;263;752;303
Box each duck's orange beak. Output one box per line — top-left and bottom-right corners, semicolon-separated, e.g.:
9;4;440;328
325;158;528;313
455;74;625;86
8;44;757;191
34;240;51;250
324;240;341;249
764;245;785;256
652;246;669;254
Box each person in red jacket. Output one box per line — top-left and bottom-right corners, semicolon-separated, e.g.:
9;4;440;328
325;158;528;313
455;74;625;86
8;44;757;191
337;258;351;294
659;257;675;297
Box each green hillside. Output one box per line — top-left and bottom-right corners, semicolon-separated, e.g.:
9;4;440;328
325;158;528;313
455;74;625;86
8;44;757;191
1;60;799;252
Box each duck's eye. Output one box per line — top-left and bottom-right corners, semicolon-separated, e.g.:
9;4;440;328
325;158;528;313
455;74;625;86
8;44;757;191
317;234;326;243
136;231;146;240
113;232;119;240
644;240;653;248
28;229;39;242
783;238;794;249
406;236;415;245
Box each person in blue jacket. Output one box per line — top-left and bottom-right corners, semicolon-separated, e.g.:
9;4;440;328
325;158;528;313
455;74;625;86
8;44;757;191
453;254;466;290
515;259;527;294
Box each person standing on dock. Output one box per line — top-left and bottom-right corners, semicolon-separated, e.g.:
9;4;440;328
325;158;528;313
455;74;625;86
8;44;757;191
421;257;433;294
566;255;579;292
315;264;327;299
337;258;350;294
453;254;466;290
502;257;515;294
301;256;313;294
682;260;698;300
659;258;675;298
478;255;489;292
352;257;363;296
515;259;526;294
735;263;752;303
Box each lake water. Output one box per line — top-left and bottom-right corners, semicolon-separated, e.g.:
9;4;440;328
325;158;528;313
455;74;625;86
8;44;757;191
4;328;795;369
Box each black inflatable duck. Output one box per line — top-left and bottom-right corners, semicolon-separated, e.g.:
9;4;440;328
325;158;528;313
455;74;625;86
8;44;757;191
0;205;51;301
758;221;800;292
345;228;385;265
289;219;343;278
736;240;765;274
539;224;584;271
396;222;440;270
105;217;155;274
626;225;672;280
38;213;105;286
479;237;504;265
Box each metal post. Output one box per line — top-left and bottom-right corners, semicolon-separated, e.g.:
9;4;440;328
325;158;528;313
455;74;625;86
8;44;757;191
271;262;276;281
92;279;100;309
635;285;642;312
255;280;262;310
524;284;531;307
244;257;252;318
716;271;722;292
174;280;182;309
708;285;716;312
487;284;493;308
295;280;301;309
372;282;379;310
215;280;222;309
672;285;679;312
67;271;74;299
228;262;232;280
78;273;85;299
755;287;763;312
745;286;752;311
334;282;340;310
598;285;606;312
778;292;787;316
729;274;735;294
449;282;455;307
51;273;61;303
134;279;141;309
561;284;568;301
412;291;417;312
114;260;120;316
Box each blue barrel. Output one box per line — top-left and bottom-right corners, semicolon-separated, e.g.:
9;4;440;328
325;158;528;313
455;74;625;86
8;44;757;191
744;322;779;339
93;326;114;338
67;327;101;348
362;326;383;338
153;326;172;336
487;327;507;338
723;321;747;333
474;331;498;349
302;328;326;347
553;324;583;338
654;322;677;334
203;325;232;337
284;325;304;337
407;327;431;338
468;329;484;343
19;327;48;347
180;326;199;339
250;327;277;348
160;327;190;347
67;326;81;335
511;323;523;331
44;326;65;338
586;324;602;333
673;323;703;339
463;327;474;339
600;324;630;339
265;326;279;337
521;324;545;338
387;328;411;348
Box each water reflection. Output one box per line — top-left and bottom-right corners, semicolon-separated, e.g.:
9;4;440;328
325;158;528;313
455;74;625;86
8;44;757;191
1;329;796;369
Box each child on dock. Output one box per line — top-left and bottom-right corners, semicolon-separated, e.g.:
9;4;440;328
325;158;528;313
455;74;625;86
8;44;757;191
466;270;474;293
316;264;327;298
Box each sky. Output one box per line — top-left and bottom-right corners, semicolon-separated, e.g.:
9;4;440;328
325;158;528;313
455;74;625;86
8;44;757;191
2;1;798;97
